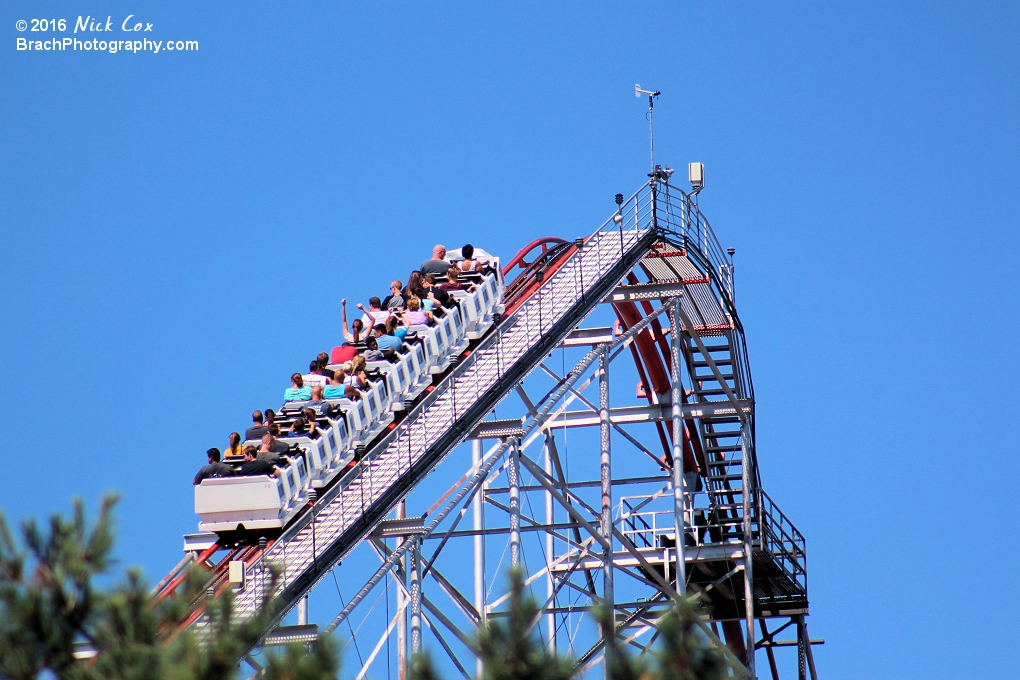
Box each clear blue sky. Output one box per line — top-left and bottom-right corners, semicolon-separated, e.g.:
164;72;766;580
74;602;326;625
3;2;1018;678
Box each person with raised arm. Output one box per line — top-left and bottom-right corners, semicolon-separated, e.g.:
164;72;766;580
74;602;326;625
341;298;366;344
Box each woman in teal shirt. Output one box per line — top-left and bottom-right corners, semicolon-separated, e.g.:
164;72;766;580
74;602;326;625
284;373;312;402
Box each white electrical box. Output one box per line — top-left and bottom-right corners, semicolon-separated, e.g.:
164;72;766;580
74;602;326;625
689;162;704;188
228;560;246;587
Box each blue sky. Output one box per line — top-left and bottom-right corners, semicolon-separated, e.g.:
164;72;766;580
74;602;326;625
3;2;1018;678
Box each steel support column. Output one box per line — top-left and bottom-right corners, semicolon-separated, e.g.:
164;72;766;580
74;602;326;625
668;303;687;592
472;439;486;679
410;539;422;655
509;439;521;568
760;619;780;680
544;434;556;656
801;616;819;680
599;352;615;677
741;423;755;677
797;616;806;680
397;500;408;680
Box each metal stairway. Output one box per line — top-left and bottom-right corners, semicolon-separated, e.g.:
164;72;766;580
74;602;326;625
211;208;661;638
684;331;756;545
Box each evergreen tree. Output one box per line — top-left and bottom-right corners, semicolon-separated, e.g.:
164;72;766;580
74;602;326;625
0;495;340;680
0;496;738;680
413;568;736;680
473;569;573;680
0;494;117;679
608;598;730;680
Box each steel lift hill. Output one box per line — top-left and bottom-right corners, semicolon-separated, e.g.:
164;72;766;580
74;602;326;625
153;173;817;680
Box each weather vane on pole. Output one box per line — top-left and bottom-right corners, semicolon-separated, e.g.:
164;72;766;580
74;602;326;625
635;84;661;174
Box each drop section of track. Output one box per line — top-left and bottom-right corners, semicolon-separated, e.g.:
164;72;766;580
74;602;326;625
186;189;660;644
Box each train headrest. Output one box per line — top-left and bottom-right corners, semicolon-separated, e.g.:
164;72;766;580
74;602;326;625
281;401;309;414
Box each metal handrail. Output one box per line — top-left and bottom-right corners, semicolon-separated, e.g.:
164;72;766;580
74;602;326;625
757;489;807;591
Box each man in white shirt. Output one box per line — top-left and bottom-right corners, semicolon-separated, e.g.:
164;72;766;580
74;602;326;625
358;297;391;328
302;360;328;389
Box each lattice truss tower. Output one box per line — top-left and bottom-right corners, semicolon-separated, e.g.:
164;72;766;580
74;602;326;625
172;178;817;680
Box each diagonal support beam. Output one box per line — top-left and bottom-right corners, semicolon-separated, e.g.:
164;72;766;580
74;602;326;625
324;300;671;636
515;453;680;601
574;595;668;670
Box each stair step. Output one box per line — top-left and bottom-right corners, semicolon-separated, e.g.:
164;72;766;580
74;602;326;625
705;471;742;479
693;359;733;367
689;344;731;354
703;430;741;438
700;415;741;424
694;388;733;397
693;373;735;383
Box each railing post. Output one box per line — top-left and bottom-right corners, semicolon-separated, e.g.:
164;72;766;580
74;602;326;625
741;422;755;677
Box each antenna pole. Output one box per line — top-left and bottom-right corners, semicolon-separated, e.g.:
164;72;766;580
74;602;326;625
648;94;655;174
635;86;661;175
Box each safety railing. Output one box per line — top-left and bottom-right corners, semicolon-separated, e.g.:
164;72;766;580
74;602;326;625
654;182;733;300
618;489;754;550
757;489;807;594
617;489;806;598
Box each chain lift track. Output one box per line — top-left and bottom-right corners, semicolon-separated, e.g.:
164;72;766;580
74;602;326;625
155;177;817;680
